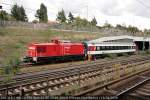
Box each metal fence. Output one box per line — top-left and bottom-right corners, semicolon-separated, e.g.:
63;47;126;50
0;20;136;36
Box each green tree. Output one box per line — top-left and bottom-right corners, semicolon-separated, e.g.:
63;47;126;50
74;16;82;30
127;25;139;35
35;3;48;23
81;18;89;26
91;17;97;26
56;9;66;23
0;10;8;20
11;4;28;21
68;12;74;23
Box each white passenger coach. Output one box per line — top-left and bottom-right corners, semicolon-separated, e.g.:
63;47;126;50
87;42;136;55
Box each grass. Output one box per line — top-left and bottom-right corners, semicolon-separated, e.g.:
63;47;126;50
0;27;102;67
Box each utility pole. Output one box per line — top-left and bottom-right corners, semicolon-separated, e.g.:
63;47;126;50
86;5;88;20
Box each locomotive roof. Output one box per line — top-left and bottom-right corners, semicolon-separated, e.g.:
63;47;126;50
30;42;82;46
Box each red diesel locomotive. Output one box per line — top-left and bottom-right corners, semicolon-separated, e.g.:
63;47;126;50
24;39;86;63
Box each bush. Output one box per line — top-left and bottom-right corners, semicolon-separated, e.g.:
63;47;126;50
138;51;147;55
145;50;150;54
107;54;117;59
122;53;129;57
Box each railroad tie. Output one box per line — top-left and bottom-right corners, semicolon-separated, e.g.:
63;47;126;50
70;82;74;85
40;90;46;94
23;87;28;91
95;76;99;79
69;76;73;80
65;83;69;87
48;88;53;92
80;80;84;83
49;81;54;84
59;79;64;82
65;77;69;81
36;84;42;88
33;92;39;95
30;85;35;89
92;77;95;80
14;88;20;93
60;85;64;88
8;91;13;95
73;76;78;79
54;80;59;83
42;82;47;86
75;81;78;84
54;86;58;90
80;74;84;78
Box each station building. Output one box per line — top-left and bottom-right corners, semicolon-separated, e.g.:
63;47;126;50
88;35;150;51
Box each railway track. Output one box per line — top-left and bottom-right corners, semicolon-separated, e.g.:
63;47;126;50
77;66;150;100
0;55;147;88
0;55;147;83
0;55;150;96
118;72;150;100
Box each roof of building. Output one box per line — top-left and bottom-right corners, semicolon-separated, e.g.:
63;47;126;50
88;35;150;43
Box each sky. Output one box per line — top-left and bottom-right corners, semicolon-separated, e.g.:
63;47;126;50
1;0;150;30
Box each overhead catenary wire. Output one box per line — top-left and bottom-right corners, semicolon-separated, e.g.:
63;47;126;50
136;0;150;10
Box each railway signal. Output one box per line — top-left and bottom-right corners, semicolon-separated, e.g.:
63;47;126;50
0;5;2;9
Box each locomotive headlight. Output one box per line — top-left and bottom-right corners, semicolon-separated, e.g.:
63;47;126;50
29;47;35;50
33;57;37;61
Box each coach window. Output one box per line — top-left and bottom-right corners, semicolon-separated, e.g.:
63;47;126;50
120;46;121;49
113;46;116;50
117;46;119;50
120;46;122;50
118;46;121;50
120;46;122;49
100;46;102;50
124;46;126;49
106;46;109;50
121;46;124;50
110;46;112;50
97;46;100;51
105;46;107;50
102;46;105;50
112;46;114;50
112;46;115;50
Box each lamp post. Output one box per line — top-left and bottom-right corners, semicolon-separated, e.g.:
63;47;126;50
143;32;146;51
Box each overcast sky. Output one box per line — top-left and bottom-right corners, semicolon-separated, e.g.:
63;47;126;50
1;0;150;30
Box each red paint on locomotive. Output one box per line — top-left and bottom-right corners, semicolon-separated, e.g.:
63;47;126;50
27;39;84;58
